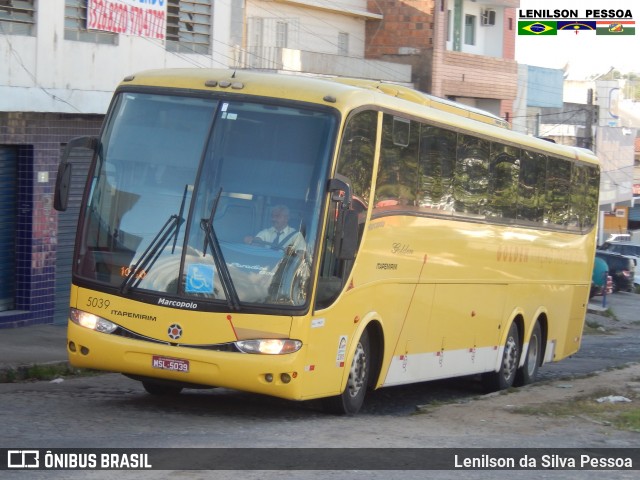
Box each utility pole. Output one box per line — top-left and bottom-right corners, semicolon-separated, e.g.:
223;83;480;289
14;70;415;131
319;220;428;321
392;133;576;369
585;88;594;151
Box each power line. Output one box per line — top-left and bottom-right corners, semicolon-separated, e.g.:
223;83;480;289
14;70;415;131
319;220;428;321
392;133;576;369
510;108;588;120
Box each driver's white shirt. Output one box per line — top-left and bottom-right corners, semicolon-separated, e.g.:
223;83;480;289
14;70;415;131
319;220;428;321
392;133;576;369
255;225;306;251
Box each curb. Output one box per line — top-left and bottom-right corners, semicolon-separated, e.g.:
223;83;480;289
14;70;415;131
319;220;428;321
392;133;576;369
587;303;609;316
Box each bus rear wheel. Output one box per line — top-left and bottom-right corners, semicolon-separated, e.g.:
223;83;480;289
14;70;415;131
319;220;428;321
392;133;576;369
322;330;370;415
482;322;520;392
515;322;542;386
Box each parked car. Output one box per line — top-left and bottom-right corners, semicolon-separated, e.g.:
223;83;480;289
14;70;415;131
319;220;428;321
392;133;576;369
599;241;640;285
605;233;631;243
595;250;636;292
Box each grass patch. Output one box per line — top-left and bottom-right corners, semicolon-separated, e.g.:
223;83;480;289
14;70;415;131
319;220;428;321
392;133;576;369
615;409;640;432
513;387;640;433
414;400;449;414
0;363;100;383
585;318;602;329
583;320;611;335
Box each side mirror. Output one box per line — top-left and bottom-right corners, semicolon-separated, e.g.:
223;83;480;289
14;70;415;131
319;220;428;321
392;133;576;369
53;136;98;212
337;209;358;260
53;162;72;211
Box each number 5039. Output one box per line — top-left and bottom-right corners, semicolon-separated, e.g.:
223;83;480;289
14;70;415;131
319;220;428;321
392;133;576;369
86;296;110;309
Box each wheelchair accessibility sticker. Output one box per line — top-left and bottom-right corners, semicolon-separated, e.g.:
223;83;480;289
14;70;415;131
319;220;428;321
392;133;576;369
185;264;215;294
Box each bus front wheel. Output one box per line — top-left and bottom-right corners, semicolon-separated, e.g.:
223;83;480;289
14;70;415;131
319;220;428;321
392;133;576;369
482;322;520;392
322;330;370;415
142;380;183;396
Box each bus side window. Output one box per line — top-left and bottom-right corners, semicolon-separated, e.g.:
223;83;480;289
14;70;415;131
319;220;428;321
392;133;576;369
544;157;571;227
316;110;377;309
517;151;546;224
418;126;456;213
487;143;520;220
453;134;490;217
375;114;419;211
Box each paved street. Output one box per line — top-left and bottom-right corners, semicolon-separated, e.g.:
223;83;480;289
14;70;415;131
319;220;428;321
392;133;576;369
1;292;638;479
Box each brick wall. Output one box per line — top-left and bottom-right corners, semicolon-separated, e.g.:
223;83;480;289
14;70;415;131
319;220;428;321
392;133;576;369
367;0;517;120
366;0;434;57
502;8;516;60
439;50;517;99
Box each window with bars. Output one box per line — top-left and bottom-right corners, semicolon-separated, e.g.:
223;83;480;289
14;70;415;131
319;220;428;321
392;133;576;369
464;14;476;45
338;32;349;55
166;0;212;54
275;21;288;48
64;0;118;44
249;17;264;48
247;17;298;48
0;0;36;36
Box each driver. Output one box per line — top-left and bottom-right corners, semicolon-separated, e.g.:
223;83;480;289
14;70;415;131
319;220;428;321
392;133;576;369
244;205;306;252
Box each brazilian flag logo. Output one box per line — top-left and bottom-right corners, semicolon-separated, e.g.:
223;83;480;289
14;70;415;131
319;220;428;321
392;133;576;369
518;21;557;35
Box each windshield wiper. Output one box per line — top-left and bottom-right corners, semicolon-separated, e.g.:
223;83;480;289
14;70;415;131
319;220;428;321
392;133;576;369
120;185;190;294
119;213;183;294
172;183;190;254
200;188;241;311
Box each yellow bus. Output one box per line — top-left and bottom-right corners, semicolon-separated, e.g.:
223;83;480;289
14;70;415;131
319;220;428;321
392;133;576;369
54;69;599;414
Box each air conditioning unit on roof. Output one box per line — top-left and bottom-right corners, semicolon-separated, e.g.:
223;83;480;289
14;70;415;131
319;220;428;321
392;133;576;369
481;9;496;26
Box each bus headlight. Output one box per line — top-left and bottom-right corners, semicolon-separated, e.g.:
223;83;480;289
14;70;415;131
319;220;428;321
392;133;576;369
235;339;302;355
70;308;117;334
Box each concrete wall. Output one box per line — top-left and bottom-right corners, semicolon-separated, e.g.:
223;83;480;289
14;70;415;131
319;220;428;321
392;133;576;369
1;0;233;114
526;66;564;108
446;1;505;57
247;0;366;56
244;0;410;82
597;126;636;210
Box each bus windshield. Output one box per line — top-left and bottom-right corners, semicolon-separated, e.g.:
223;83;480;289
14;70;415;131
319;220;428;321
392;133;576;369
76;91;336;309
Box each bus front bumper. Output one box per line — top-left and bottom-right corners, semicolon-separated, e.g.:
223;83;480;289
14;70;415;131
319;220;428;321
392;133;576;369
67;321;306;400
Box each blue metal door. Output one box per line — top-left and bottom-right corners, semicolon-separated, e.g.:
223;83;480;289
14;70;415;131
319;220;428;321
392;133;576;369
0;147;17;312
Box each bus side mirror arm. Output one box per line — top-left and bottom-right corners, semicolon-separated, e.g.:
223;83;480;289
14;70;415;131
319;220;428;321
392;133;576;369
327;174;352;206
54;136;97;212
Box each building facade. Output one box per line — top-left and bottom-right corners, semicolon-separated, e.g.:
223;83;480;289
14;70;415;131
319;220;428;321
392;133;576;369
365;0;519;120
513;67;638;244
241;0;410;81
0;0;410;328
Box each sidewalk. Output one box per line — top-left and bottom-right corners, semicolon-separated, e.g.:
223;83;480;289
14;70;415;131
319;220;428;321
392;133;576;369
0;322;68;378
586;290;639;324
0;292;638;380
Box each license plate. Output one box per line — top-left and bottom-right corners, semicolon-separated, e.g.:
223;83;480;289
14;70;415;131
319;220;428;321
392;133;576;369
152;355;190;373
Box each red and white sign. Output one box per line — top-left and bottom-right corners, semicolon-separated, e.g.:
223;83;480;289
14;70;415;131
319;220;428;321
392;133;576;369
88;0;167;40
